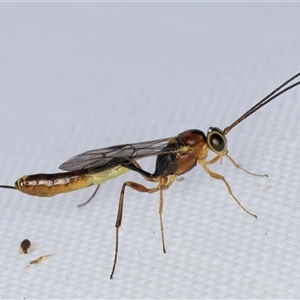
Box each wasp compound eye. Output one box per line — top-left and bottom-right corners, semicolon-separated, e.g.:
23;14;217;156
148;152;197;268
207;127;226;154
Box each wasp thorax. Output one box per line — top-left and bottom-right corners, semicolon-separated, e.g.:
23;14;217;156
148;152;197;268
177;129;206;146
207;127;227;155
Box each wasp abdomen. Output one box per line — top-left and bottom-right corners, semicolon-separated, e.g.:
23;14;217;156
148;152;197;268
15;172;92;197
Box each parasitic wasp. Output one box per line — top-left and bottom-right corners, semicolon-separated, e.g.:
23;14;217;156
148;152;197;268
1;72;300;278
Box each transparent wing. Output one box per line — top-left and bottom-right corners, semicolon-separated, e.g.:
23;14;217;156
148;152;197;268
59;137;179;171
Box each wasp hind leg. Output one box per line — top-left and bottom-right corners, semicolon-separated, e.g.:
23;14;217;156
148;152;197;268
110;173;177;279
77;185;101;207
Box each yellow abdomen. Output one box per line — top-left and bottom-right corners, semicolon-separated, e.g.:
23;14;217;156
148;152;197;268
15;165;129;197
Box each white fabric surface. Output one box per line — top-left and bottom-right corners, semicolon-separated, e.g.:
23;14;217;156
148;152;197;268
0;3;300;299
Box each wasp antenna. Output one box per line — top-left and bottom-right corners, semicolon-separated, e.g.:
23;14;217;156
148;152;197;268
223;72;300;135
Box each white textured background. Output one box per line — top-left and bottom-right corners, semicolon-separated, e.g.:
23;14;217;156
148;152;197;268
1;3;300;299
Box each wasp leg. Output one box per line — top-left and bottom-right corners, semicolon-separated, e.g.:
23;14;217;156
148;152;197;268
201;163;257;219
110;174;177;279
124;160;158;181
226;154;268;177
78;160;153;208
206;155;221;165
77;185;101;208
206;154;267;178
